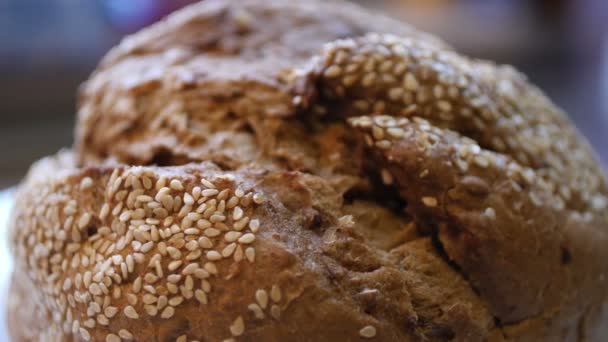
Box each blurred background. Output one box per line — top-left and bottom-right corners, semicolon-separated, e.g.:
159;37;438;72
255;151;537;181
0;0;607;188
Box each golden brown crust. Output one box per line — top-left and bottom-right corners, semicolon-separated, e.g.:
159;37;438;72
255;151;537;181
8;0;608;341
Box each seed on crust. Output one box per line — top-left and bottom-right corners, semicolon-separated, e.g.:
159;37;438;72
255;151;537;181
230;316;245;336
359;325;377;338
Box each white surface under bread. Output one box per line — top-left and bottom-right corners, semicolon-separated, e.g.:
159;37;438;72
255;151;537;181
0;189;14;341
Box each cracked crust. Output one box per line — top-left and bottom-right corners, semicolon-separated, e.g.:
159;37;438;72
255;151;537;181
8;0;608;341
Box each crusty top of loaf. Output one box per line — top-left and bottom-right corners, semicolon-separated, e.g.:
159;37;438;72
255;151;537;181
8;0;608;341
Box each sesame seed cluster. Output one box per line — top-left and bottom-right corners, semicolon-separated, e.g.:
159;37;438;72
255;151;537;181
314;33;607;217
349;114;561;212
9;162;268;341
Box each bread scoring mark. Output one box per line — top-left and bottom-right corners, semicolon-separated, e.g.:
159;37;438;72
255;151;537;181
10;168;264;341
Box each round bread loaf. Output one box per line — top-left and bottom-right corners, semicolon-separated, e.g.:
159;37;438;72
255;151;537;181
8;0;608;341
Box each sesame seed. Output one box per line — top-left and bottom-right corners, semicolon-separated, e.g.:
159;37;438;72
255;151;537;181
126;255;135;273
167;246;181;259
206;250;222;261
83;319;95;329
252;193;264;204
144;272;158;284
256;289;268;309
404;73;419;90
210;214;226;223
421;196;438;207
142;293;157;305
105;333;121;342
161;306;175;319
375;140;392;149
124;306;139;319
169;296;184;306
89;283;102;296
78;213;92;230
200;178;216;189
437;100;452;112
131;176;143;189
199;237;213;249
360;325;377;338
529;192;543;207
63;278;72;291
230;316;245;336
194;267;210;279
324;65;342;78
234;245;244;262
184;228;200;235
166;273;181;283
80;328;91;341
380;169;393;185
170;179;184;191
80;177;94;190
99;203;110;220
144;285;156;294
183;286;194;298
195;289;208;304
113;286;122;299
186;250;202;261
270;285;282;303
182;262;199;275
361;72;377;87
245;247;255;263
238;233;256;244
197;218;212;229
183;193;194;206
225;231;242;243
233;206;244;221
104;306;118;318
202;280;212;293
204;262;218;275
386;127;405;138
234;217;250;231
119;329;133;340
119;211;131;222
144;305;158;316
140;241;154;253
127;293;138;305
168;260;183;271
248;303;265;320
248;219;259;232
156;291;167;310
97;314;109;326
270;305;281;320
202;189;219;197
222;243;237;257
136;195;153;203
388;87;403;101
227;196;239;208
484;207;496;220
204;228;221;237
371;126;385;141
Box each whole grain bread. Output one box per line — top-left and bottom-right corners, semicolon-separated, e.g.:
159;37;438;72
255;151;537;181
8;0;608;341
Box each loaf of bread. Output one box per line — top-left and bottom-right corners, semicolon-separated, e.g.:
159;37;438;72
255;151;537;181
8;0;608;341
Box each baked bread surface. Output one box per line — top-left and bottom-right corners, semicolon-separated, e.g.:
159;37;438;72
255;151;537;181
8;0;608;341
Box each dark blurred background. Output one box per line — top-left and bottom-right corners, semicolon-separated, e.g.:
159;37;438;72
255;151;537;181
0;0;607;188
